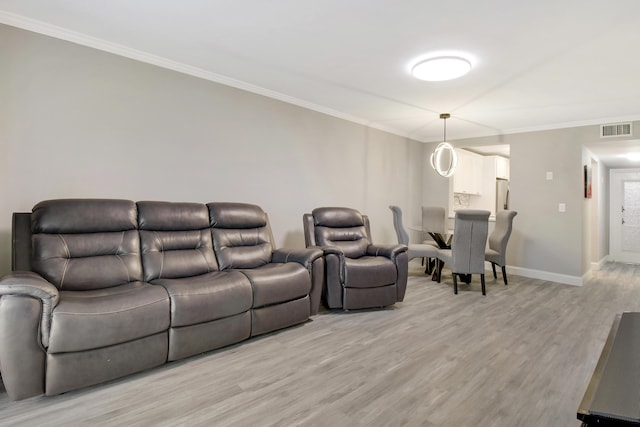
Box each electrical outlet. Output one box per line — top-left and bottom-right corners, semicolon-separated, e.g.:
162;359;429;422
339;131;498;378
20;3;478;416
559;203;566;213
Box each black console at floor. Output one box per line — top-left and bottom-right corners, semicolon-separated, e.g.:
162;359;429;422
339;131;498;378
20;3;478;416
578;312;640;426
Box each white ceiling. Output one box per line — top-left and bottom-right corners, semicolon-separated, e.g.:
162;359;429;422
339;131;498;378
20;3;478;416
2;0;640;167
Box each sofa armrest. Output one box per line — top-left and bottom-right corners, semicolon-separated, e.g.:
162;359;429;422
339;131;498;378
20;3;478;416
0;271;58;400
272;247;325;316
272;247;323;268
366;244;408;259
0;271;59;347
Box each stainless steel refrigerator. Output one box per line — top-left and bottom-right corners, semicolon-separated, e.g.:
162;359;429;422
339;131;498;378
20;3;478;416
496;178;510;212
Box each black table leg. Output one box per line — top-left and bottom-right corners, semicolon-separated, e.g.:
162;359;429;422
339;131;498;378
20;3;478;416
432;260;444;282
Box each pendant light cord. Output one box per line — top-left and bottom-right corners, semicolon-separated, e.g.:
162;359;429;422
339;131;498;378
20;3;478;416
443;117;447;142
439;112;450;142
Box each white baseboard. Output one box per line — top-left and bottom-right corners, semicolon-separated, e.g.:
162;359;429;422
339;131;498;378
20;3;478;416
411;259;584;287
506;266;583;286
590;257;608;271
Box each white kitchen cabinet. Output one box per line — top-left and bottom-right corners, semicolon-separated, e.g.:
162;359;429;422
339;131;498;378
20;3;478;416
452;149;483;195
494;156;510;179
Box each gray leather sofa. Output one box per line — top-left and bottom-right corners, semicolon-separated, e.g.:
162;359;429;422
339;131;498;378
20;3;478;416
0;199;323;400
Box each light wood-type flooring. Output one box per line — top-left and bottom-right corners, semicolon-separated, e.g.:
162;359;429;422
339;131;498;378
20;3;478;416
2;261;640;426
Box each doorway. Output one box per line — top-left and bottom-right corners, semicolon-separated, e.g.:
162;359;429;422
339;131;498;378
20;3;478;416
610;169;640;264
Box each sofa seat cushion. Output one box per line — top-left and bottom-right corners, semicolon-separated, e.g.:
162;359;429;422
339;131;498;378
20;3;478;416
48;282;170;353
152;271;252;328
240;263;311;308
344;256;397;288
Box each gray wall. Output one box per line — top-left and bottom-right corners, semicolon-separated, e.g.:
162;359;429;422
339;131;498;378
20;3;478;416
420;111;626;284
0;24;424;276
0;23;621;284
426;126;608;282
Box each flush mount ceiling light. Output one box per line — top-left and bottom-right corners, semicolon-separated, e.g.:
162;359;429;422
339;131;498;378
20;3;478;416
412;56;472;81
430;113;458;177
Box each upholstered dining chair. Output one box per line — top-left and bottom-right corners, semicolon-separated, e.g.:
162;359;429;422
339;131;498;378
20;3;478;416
485;210;518;285
303;207;408;310
389;206;439;273
436;209;490;295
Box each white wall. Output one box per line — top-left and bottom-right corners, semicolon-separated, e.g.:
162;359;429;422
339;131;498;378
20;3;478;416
0;24;423;275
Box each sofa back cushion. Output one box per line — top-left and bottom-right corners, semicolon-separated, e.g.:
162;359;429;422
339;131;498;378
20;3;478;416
138;201;219;281
208;203;273;270
31;199;142;291
312;207;370;259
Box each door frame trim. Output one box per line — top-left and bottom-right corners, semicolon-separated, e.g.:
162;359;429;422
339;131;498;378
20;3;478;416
610;168;640;264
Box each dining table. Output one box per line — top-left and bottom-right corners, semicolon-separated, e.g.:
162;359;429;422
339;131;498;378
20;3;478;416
427;231;450;281
427;231;452;249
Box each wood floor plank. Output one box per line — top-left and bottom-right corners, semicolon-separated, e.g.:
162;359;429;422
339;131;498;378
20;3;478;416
1;260;639;426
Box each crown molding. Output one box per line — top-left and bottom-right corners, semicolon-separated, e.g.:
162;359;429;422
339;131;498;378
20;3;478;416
0;11;410;140
503;115;640;137
3;11;638;145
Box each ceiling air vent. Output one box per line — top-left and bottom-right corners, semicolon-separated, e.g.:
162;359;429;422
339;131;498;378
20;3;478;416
600;122;632;138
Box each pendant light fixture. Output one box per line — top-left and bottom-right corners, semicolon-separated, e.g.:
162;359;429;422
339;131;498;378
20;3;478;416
430;113;458;177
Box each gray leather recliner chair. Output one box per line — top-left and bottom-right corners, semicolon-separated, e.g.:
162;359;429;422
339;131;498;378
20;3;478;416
303;207;408;310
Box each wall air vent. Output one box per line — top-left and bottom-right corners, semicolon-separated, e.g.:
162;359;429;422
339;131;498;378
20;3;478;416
601;122;632;138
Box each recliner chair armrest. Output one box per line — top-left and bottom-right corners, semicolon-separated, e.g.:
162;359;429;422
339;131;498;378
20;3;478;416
272;247;323;268
366;244;408;259
0;271;59;347
320;245;344;257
